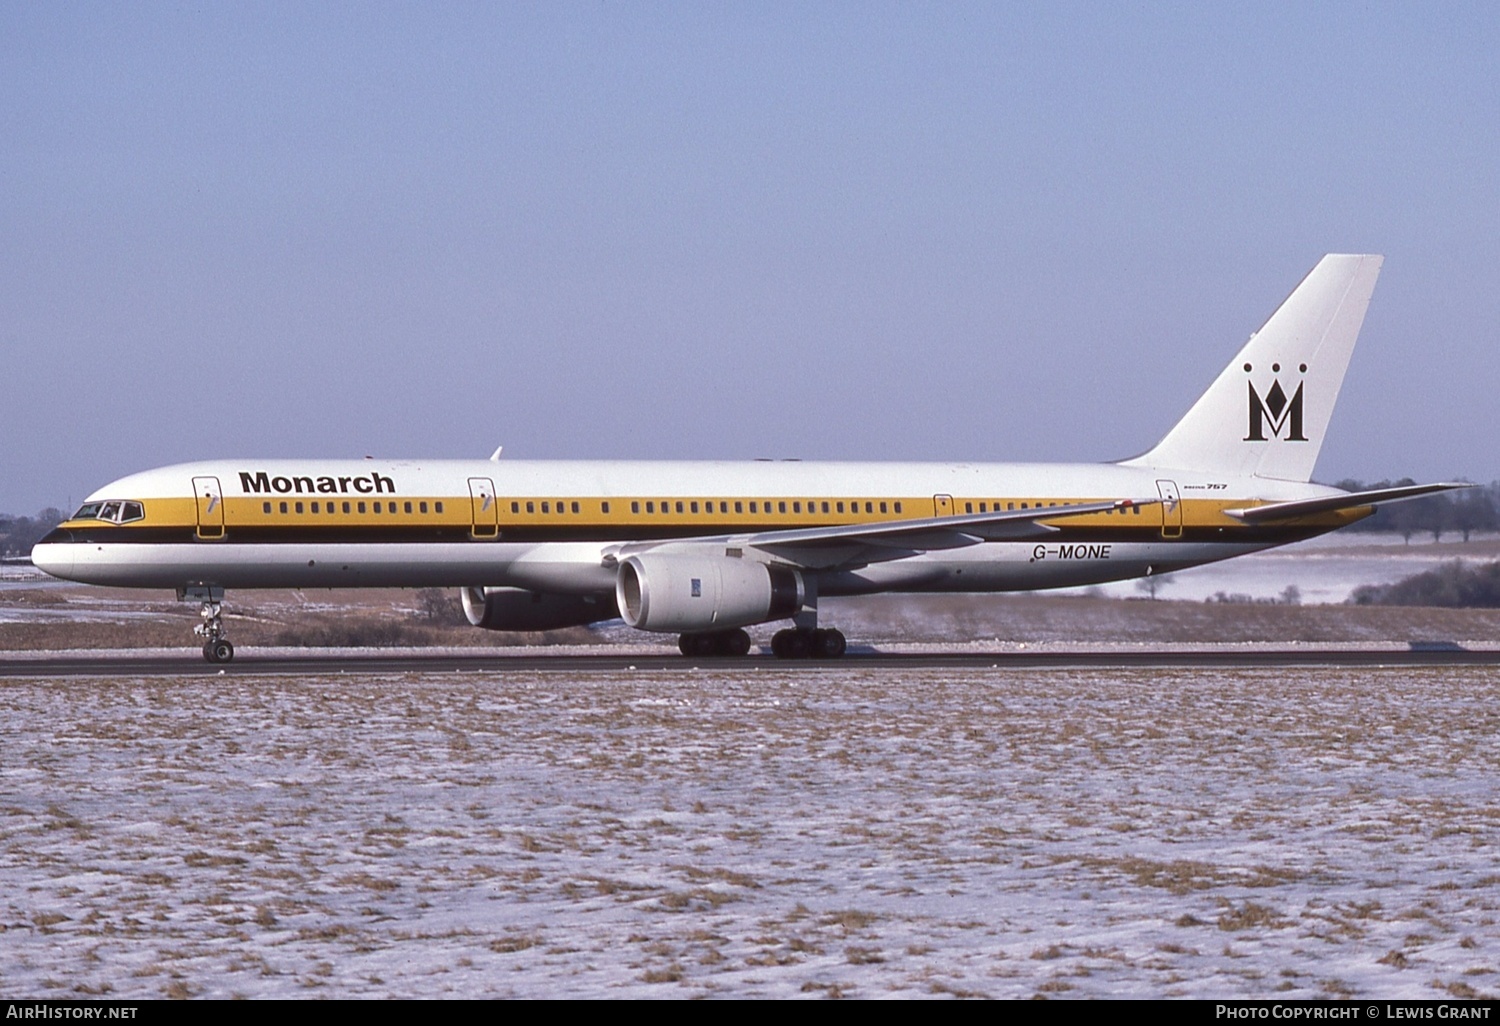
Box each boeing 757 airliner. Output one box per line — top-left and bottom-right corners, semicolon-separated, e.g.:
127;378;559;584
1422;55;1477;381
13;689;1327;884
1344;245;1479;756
33;255;1463;661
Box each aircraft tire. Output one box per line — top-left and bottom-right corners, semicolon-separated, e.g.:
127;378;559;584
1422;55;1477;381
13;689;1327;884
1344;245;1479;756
206;639;235;663
771;628;811;659
811;628;847;658
717;628;752;657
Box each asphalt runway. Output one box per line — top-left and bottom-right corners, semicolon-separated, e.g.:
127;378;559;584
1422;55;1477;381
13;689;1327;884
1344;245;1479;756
2;645;1498;677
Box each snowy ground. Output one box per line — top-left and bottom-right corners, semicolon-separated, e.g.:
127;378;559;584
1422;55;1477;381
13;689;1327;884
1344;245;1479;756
2;666;1497;998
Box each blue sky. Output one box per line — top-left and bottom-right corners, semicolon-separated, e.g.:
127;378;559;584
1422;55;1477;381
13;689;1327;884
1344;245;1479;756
3;2;1497;512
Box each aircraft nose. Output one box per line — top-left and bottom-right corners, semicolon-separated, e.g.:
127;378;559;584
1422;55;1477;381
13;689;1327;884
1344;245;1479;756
29;529;75;580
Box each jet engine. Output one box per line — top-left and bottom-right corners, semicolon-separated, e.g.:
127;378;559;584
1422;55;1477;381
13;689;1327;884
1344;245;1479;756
615;553;803;633
461;586;618;632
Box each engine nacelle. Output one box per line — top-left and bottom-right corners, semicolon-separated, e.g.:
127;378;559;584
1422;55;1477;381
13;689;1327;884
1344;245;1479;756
615;553;803;633
461;587;618;632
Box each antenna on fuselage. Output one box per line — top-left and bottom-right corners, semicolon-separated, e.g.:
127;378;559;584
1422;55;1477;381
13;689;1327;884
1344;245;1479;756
489;445;504;461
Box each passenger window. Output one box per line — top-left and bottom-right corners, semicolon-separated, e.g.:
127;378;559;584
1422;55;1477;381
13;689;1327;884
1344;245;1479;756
526;501;535;514
734;501;743;514
793;501;801;514
865;502;873;513
541;502;549;514
435;501;444;513
405;501;413;514
880;501;888;513
295;502;304;514
821;501;829;513
894;501;902;514
691;501;699;514
421;502;429;513
778;501;787;514
357;502;366;513
511;501;519;513
676;501;684;513
343;501;352;513
280;502;289;514
645;501;654;513
311;502;320;513
374;501;382;513
601;501;610;514
965;502;973;514
836;501;844;513
263;502;272;514
572;501;580;514
749;501;757;513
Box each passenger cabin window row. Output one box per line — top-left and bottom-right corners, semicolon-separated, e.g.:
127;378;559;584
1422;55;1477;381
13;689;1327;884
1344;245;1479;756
960;500;1144;516
254;496;1146;520
624;499;902;515
262;500;445;515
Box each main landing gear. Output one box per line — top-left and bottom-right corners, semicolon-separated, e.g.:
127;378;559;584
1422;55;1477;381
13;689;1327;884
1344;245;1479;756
674;625;848;659
675;578;847;659
678;628;753;658
180;585;234;663
771;627;846;659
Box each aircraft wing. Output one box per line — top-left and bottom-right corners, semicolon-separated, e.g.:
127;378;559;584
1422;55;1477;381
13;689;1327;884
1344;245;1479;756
1224;482;1472;523
605;498;1157;570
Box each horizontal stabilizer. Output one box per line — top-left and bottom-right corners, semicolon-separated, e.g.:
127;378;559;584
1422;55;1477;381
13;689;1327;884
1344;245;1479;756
1225;483;1473;522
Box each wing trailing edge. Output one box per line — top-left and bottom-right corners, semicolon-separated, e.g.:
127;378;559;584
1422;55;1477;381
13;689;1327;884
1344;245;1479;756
1224;482;1472;523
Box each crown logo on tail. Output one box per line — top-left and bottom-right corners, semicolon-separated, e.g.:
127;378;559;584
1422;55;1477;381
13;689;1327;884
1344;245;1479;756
1244;361;1308;442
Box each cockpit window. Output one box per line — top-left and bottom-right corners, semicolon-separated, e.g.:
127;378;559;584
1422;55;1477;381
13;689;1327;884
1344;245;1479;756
71;501;145;524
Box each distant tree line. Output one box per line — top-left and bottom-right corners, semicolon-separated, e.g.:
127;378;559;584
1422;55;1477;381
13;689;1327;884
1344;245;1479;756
1333;479;1500;543
1350;561;1500;608
0;508;65;560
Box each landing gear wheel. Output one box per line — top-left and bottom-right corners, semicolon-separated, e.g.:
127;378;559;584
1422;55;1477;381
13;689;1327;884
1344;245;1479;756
771;627;846;659
717;628;752;657
678;633;715;658
206;639;235;664
679;629;753;658
771;628;811;659
811;628;846;659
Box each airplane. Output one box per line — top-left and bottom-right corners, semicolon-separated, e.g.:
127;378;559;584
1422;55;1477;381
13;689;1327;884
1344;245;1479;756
32;254;1465;663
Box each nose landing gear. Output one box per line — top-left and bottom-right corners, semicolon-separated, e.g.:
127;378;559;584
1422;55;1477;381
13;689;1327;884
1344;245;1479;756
180;585;234;663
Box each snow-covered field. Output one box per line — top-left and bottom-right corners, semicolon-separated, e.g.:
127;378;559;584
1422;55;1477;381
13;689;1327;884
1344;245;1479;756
2;667;1497;998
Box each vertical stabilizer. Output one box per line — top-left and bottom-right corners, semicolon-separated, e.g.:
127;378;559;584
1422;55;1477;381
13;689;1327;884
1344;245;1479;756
1122;254;1383;482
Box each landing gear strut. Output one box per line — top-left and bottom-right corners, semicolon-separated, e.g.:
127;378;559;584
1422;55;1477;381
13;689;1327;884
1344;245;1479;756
180;585;234;663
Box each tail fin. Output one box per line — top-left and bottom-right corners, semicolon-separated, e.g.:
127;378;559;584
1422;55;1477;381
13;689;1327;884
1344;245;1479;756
1121;254;1383;482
